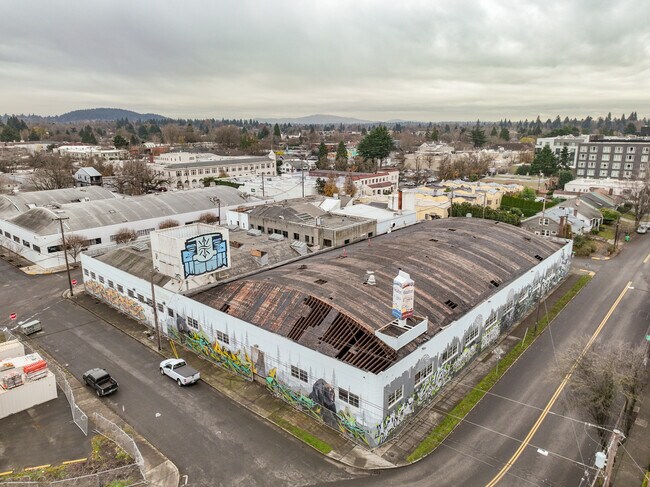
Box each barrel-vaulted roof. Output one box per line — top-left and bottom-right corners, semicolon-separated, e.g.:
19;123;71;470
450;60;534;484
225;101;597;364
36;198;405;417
193;218;564;373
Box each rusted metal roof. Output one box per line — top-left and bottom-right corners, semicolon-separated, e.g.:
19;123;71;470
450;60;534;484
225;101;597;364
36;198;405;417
194;218;564;373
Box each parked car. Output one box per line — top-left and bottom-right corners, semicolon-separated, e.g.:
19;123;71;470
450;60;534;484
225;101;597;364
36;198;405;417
636;224;648;234
159;358;200;386
83;368;118;397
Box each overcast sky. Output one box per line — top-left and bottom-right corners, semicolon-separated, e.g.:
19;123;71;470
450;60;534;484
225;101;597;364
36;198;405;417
1;0;648;122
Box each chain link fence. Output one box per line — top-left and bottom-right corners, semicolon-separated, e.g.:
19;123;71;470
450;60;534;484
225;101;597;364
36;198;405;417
45;361;89;436
93;413;145;477
1;464;144;487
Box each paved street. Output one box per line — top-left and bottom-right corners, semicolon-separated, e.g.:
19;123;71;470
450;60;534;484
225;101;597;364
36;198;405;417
336;238;650;486
1;237;648;487
0;261;358;487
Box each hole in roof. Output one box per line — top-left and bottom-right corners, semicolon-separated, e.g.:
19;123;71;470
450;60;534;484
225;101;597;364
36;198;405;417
534;255;544;261
314;279;327;285
298;264;307;270
448;228;456;232
490;280;500;287
444;299;458;309
429;238;438;242
524;236;531;241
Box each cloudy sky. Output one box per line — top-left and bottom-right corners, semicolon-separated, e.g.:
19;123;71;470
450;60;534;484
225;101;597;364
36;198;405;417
1;0;649;121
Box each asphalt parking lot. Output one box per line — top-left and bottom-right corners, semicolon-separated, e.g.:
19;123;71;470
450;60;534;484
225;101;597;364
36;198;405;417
0;390;91;471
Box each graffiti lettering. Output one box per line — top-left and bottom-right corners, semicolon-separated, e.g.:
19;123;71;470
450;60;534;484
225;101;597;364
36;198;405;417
86;280;146;321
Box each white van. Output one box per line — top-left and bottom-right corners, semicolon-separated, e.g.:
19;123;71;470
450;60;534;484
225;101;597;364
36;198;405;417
19;320;42;336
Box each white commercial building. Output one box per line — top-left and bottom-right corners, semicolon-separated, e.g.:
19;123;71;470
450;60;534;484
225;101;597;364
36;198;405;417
0;187;260;270
80;218;572;447
153;151;277;190
534;135;590;168
564;177;643;196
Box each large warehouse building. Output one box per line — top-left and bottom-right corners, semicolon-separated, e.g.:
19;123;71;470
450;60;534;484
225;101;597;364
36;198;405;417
80;218;572;446
0;186;260;269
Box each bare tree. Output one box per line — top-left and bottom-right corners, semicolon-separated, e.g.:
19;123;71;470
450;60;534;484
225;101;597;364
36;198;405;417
623;172;650;227
555;338;648;446
116;160;169;195
114;228;137;244
61;234;87;263
412;156;427;185
343;176;357;197
198;212;219;224
28;154;75;190
158;219;180;229
214;125;241;149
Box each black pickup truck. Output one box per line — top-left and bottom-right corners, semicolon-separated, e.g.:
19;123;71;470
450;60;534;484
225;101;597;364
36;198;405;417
83;368;119;397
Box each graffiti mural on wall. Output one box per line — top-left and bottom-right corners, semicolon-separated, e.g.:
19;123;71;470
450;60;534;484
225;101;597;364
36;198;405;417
181;233;228;278
168;326;254;380
85;280;146;321
373;249;573;445
265;368;372;446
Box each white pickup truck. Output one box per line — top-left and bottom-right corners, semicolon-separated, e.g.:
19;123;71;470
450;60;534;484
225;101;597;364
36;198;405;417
159;358;200;386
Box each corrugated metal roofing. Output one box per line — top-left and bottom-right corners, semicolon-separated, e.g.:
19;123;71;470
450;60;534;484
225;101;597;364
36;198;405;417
6;187;256;236
0;186;115;219
194;218;564;372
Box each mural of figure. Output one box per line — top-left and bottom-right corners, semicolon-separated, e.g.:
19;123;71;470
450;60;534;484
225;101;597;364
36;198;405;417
309;378;337;427
181;233;228;278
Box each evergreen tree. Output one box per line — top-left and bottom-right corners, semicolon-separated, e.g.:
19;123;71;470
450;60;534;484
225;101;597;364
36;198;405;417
316;142;329;169
334;141;348;170
558;170;574;189
113;134;129;149
469;121;487;148
430;127;440;141
28;129;40;141
490;126;498;137
624;123;637;135
559;146;571;169
357;126;395;171
499;128;510;141
80;125;97;144
258;126;270;139
531;146;558;176
273;123;281;138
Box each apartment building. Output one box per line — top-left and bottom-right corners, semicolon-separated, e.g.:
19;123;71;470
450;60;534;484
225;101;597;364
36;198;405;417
575;136;649;180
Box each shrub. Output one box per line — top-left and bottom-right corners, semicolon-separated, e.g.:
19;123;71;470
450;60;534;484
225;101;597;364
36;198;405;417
198;212;220;224
113;228;137;244
158;219;180;229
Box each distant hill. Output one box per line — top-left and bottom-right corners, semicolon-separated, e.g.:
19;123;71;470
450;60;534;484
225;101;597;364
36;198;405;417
259;114;373;125
55;108;168;123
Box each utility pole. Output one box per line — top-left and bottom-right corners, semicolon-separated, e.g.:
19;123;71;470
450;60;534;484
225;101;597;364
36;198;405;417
217;198;221;225
150;270;162;351
602;429;624;487
482;192;487;219
613;218;620;249
53;216;74;297
261;172;265;198
301;166;305;198
449;190;454;218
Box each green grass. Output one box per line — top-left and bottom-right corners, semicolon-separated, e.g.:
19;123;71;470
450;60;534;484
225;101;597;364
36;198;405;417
597;226;615;240
273;417;333;454
407;274;593;462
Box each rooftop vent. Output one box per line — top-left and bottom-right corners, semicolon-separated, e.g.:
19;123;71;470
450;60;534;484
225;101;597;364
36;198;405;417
298;264;308;270
365;271;376;286
534;254;544;261
448;228;456;232
230;240;243;249
268;233;284;242
247;228;262;237
429;238;438;242
524;236;531;241
490;279;501;287
314;279;327;285
444;299;458;309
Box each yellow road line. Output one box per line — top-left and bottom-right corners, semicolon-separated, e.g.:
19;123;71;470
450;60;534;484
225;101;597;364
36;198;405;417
486;281;632;487
62;458;87;465
24;464;50;471
0;471;13;476
644;253;650;264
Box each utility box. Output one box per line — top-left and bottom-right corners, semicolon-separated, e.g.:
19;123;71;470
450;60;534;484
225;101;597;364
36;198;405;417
19;320;42;336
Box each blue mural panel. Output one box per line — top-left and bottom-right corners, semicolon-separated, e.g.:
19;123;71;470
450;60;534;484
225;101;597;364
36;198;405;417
181;233;228;278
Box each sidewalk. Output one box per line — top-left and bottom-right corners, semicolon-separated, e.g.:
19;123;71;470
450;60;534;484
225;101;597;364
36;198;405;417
612;371;650;485
70;269;588;470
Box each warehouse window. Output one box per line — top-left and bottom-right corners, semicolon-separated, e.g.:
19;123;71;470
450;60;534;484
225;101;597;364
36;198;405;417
128;289;135;298
137;294;145;303
387;386;403;408
187;317;199;330
216;330;229;344
414;363;433;386
290;365;308;383
465;326;479;346
441;343;459;364
117;284;124;294
98;276;105;284
167;308;174;318
339;388;360;408
84;269;89;276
